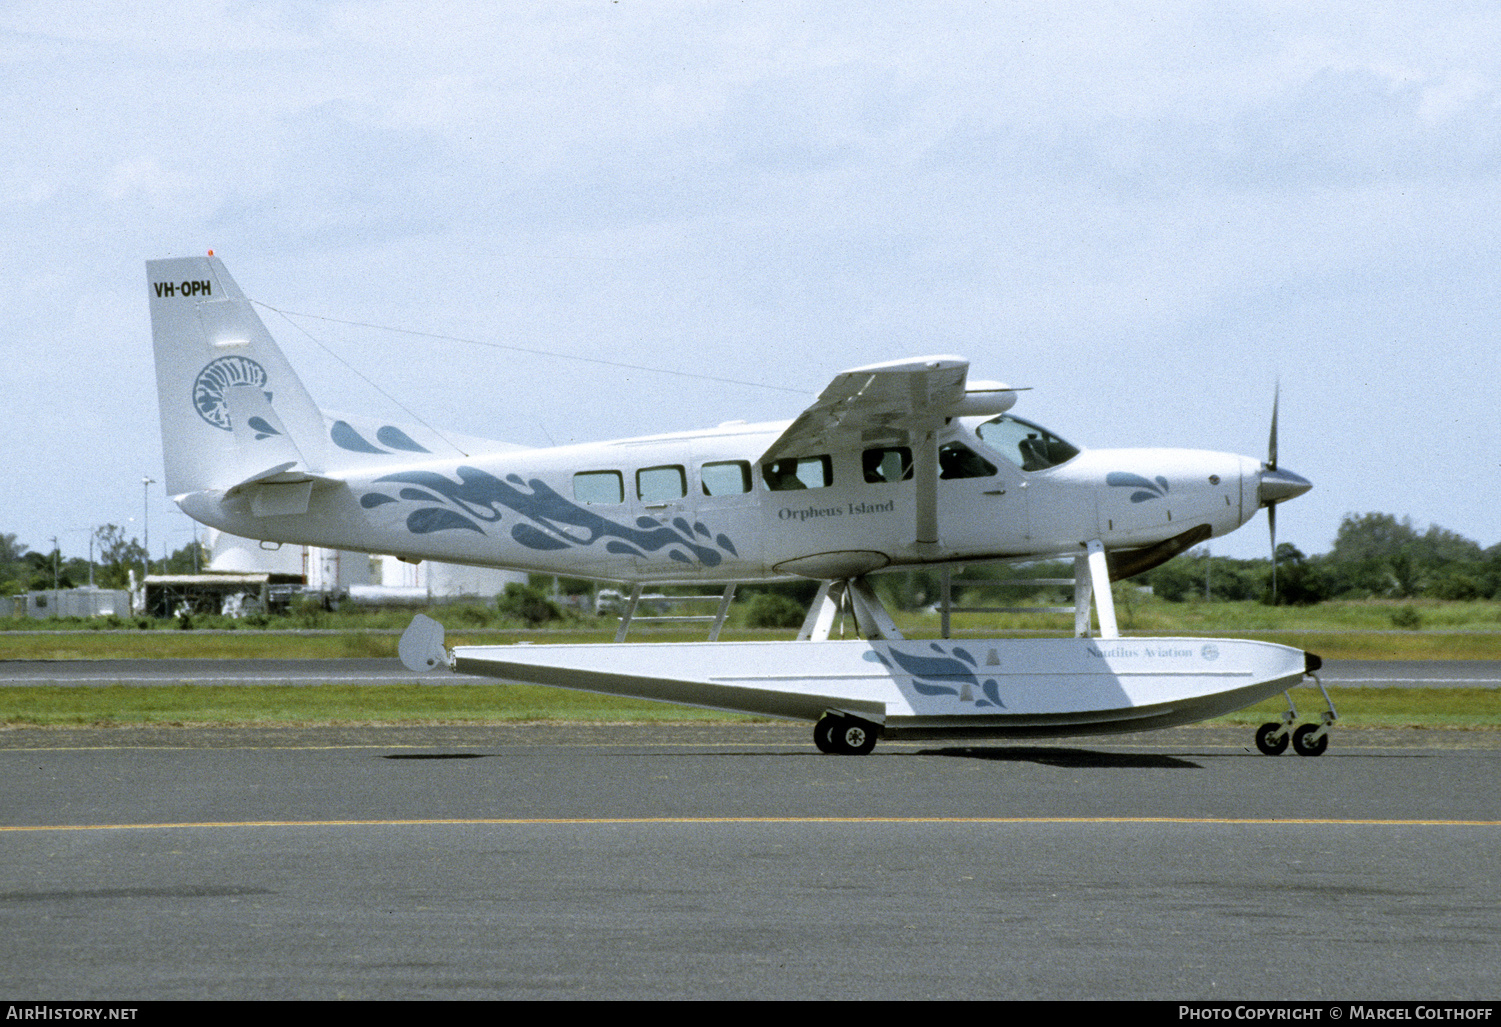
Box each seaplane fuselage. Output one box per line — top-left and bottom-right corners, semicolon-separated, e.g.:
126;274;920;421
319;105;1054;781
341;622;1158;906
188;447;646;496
177;417;1269;586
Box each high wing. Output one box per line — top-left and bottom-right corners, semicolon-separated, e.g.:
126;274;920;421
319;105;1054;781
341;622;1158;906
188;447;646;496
759;356;1017;548
760;356;970;459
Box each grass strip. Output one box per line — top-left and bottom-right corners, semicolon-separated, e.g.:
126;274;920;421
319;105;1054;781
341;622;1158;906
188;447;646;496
0;684;757;727
0;685;1494;730
5;626;1501;661
0;628;805;661
1212;687;1499;729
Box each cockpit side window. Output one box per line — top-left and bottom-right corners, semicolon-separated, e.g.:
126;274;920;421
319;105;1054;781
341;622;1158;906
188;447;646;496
938;441;997;479
976;414;1080;471
862;446;912;484
762;455;832;491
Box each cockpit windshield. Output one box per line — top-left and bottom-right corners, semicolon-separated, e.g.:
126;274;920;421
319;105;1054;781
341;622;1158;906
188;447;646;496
976;414;1080;471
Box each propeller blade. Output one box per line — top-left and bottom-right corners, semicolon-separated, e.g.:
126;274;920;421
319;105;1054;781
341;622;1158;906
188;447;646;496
1267;381;1279;472
1269;502;1278;603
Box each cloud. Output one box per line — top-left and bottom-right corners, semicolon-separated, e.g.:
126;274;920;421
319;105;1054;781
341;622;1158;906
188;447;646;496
6;2;1501;558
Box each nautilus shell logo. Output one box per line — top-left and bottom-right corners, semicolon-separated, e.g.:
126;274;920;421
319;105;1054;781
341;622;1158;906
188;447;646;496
193;356;268;430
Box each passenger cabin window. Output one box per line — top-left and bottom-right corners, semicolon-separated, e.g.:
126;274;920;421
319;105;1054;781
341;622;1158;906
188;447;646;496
862;446;912;484
701;460;751;496
976;414;1080;471
762;455;832;491
637;465;686;503
939;442;997;479
573;470;624;505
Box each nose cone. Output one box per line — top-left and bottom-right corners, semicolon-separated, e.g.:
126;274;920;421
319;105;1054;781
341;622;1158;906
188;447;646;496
1259;465;1312;507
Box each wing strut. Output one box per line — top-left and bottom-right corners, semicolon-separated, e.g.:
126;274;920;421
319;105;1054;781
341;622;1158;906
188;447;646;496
1083;539;1120;639
797;577;905;641
913;426;940;551
797;580;844;641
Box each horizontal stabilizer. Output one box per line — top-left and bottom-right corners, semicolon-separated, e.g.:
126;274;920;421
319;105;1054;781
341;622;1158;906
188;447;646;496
224;461;300;494
223;452;343;517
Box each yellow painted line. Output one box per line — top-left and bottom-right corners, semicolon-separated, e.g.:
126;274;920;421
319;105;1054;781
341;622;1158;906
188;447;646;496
1;816;1498;833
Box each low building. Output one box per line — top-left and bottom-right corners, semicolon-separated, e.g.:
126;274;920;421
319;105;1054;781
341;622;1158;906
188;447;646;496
205;530;526;609
10;588;133;620
140;573;299;618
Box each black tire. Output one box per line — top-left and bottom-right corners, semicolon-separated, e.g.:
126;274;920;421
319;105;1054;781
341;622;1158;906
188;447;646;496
1255;722;1289;756
1292;723;1329;757
813;716;840;754
837;720;878;756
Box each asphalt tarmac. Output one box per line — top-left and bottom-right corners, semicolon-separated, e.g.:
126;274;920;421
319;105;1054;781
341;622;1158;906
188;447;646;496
2;717;1498;1000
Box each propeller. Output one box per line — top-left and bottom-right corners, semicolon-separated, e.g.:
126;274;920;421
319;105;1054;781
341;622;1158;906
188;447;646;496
1257;382;1312;603
1268;382;1279;602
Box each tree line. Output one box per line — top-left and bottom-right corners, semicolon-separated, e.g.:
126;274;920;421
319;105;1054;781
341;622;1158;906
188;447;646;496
1;527;205;596
1144;513;1500;604
867;512;1501;609
5;511;1497;607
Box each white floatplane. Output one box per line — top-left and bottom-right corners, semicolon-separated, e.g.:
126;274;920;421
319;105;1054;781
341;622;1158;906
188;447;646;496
148;254;1326;756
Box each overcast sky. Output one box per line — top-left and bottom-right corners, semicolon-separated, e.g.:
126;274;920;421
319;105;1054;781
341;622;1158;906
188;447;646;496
4;1;1499;565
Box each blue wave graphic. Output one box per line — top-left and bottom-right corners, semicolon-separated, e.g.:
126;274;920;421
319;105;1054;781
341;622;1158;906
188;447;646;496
333;421;435;456
246;416;281;440
332;421;387;454
1106;471;1171;503
864;644;1005;708
408;508;484;534
376;426;431;453
362;465;737;567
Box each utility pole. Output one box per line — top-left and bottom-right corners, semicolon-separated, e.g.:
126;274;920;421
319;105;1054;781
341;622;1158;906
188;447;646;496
142;476;156;581
51;535;59;591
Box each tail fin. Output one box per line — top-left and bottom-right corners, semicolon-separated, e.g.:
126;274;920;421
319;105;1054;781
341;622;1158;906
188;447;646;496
148;256;328;497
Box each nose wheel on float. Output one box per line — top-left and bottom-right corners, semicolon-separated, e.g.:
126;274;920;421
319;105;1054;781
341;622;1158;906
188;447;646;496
814;713;880;755
1254;674;1336;756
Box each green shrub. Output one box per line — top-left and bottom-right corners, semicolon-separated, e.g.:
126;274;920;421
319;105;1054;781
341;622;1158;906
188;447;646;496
291;596;325;629
744;592;806;629
1390;606;1423;630
448;604;495;628
496;583;562;626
